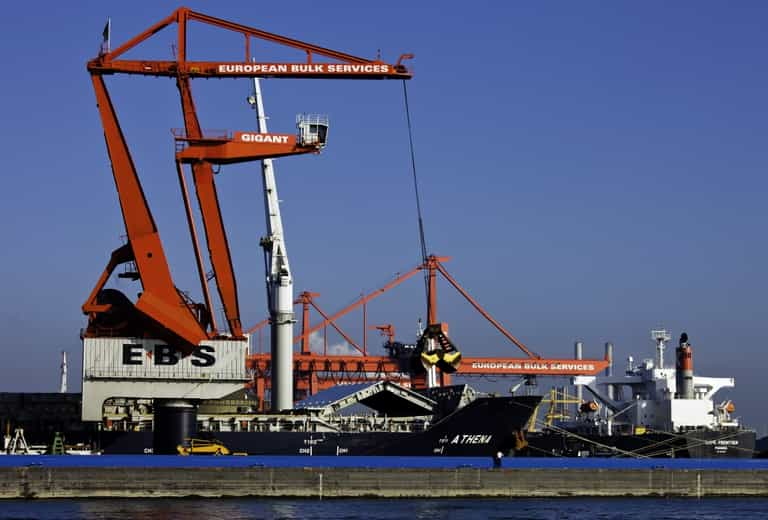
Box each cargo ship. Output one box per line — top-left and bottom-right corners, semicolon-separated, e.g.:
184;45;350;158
1;383;540;457
103;382;540;456
521;331;755;458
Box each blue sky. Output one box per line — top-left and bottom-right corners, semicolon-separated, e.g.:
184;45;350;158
0;2;766;428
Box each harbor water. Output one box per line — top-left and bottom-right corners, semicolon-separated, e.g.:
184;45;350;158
1;498;768;519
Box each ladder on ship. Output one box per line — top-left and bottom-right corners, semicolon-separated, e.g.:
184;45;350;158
5;428;33;454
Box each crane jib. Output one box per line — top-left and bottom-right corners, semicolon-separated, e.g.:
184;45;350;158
88;60;411;79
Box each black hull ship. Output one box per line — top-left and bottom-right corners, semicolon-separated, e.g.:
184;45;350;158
2;383;541;457
100;383;541;456
524;428;755;459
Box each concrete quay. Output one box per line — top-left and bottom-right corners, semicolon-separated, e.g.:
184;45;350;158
1;467;767;499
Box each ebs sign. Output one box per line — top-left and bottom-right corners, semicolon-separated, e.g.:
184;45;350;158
122;344;216;367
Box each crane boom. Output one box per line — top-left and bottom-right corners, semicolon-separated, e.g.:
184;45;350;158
177;76;243;339
175;131;322;164
82;75;208;348
85;72;329;348
87;8;412;81
90;60;411;79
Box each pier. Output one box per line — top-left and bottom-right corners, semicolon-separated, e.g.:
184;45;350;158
1;457;767;499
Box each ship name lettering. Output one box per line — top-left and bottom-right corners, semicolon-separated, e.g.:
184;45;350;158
450;434;492;444
240;133;289;144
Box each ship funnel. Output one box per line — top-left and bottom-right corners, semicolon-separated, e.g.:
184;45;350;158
605;342;614;401
675;332;694;399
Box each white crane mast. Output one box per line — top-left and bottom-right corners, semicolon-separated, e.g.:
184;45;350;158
60;350;68;393
249;78;294;411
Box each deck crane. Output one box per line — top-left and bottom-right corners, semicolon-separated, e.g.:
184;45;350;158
84;7;412;411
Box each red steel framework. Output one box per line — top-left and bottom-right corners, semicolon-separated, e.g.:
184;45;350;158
82;7;412;351
246;255;609;410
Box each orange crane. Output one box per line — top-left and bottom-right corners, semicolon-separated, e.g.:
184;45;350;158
245;255;610;408
81;79;326;348
83;8;412;356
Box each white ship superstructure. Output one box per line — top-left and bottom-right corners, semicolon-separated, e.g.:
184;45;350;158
583;330;740;435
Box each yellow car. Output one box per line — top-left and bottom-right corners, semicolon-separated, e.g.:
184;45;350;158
177;438;231;456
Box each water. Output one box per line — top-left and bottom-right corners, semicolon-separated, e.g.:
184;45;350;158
1;498;767;519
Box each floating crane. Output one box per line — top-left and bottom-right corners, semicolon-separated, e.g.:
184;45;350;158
83;7;412;411
84;8;607;417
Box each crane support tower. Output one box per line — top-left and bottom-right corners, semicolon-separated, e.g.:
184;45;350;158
248;78;304;412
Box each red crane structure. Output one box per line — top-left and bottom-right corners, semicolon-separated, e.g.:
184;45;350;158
246;255;610;410
82;7;412;355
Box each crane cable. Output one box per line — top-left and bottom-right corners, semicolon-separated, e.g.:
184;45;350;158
402;80;429;303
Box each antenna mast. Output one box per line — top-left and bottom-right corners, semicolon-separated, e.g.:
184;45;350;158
60;351;68;393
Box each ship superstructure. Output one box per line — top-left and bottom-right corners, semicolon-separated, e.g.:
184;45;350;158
525;331;755;458
584;331;741;436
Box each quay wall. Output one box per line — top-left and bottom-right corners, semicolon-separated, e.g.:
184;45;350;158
1;467;767;499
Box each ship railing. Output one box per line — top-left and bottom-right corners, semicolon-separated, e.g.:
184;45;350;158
171;128;234;152
330;415;431;433
296;113;329;147
84;367;246;380
171;128;232;140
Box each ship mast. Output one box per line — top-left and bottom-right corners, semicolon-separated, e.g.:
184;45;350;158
651;329;671;370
